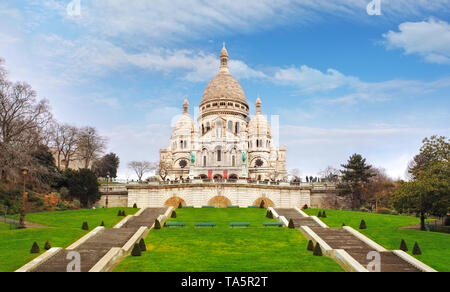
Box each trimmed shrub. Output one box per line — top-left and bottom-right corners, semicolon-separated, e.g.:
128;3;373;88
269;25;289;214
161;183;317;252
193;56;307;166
178;202;183;209
313;243;323;256
359;220;367;229
121;210;126;216
154;219;161;230
322;211;327;218
266;210;273;219
82;222;89;230
139;238;147;252
288;219;295;229
30;242;40;254
171;211;177;218
342;223;346;227
131;244;141;256
44;241;51;250
412;242;422;255
100;221;105;227
307;240;314;251
259;200;265;209
400;239;408;252
117;210;122;216
133;203;138;208
317;211;322;218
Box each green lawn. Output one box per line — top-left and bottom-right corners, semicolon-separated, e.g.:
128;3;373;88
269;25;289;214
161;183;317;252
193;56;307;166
114;208;343;272
0;207;136;272
304;209;450;272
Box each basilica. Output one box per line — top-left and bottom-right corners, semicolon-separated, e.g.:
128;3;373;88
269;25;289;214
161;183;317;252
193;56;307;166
160;45;287;181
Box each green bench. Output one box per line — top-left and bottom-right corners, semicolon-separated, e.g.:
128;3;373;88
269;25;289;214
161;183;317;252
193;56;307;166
247;206;260;208
227;206;239;208
182;206;194;208
202;206;215;208
230;222;250;228
195;222;216;228
164;222;186;228
263;222;283;227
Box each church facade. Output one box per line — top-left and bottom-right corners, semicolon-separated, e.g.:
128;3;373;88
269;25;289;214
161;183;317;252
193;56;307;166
160;45;287;181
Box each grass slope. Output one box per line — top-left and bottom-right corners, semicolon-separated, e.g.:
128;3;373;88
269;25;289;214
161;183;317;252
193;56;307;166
0;207;136;272
304;209;450;272
114;208;343;272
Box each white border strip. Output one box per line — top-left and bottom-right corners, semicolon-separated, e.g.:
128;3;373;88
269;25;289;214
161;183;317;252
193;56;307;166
268;207;280;219
392;250;437;272
15;248;63;272
343;226;387;252
89;248;123;272
300;226;333;255
122;227;149;254
311;216;329;228
113;215;133;229
293;207;309;217
279;216;289;227
67;226;105;250
334;249;369;272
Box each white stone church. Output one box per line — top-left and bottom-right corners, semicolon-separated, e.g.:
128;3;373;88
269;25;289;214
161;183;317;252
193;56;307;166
160;45;288;182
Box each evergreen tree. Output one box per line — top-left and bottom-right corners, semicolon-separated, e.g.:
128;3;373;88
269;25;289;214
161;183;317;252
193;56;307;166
338;154;374;209
131;244;141;256
139;238;147;252
44;241;51;250
359;220;367;229
400;239;408;252
307;240;314;251
288;219;295;229
30;242;40;254
313;243;322;256
412;242;422;255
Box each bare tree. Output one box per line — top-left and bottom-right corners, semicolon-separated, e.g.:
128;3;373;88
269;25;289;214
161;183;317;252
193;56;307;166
289;168;302;182
0;59;52;180
128;161;157;182
158;160;170;181
48;122;80;170
319;166;341;182
77;126;107;169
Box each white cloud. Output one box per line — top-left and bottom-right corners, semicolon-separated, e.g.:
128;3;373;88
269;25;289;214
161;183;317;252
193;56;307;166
383;18;450;64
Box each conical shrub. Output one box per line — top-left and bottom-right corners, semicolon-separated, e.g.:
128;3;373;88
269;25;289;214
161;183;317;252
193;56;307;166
171;211;177;218
178;202;183;209
122;210;126;216
307;240;314;251
400;239;408;252
317;211;322;218
30;242;40;254
82;222;89;230
44;241;51;250
288;219;295;229
139;238;147;252
313;243;323;256
260;200;265;209
133;203;138;208
100;221;105;227
322;211;327;218
342;223;346;227
131;244;141;256
117;210;122;216
154;219;161;230
266;210;273;219
359;220;367;229
412;242;422;255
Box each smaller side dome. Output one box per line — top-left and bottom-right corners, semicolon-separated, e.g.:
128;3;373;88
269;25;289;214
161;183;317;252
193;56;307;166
249;114;271;137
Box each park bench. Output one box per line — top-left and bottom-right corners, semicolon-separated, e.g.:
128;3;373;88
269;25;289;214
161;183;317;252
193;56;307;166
263;222;283;227
227;206;239;208
230;222;250;228
247;206;260;208
182;206;194;208
195;222;216;228
202;206;215;208
164;222;186;228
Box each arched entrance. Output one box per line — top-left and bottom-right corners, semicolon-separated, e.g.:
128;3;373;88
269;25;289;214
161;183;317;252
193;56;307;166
253;197;275;209
199;174;208;179
165;197;186;208
208;196;232;208
229;174;238;180
213;174;223;180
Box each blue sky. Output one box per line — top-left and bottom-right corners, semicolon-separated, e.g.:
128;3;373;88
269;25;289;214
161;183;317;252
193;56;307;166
1;0;449;179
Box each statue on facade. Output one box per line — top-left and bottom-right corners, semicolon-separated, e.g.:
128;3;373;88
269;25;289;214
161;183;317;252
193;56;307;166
242;151;247;163
190;152;195;164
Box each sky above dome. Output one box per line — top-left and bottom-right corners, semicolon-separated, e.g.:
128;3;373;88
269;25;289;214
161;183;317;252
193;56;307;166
1;0;449;180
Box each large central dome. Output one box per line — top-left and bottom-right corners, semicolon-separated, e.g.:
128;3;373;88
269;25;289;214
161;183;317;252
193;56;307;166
200;45;248;106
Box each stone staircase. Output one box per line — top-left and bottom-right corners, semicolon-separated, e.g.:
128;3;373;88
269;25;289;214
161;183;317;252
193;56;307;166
275;208;421;272
31;208;168;272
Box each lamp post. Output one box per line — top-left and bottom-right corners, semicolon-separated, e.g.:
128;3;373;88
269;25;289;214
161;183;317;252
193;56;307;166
105;172;110;209
18;167;29;229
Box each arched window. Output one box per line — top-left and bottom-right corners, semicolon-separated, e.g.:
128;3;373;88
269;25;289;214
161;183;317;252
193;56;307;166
235;122;240;134
203;156;207;167
232;155;236;167
217;147;222;162
184;140;187;148
206;122;210;131
256;140;259;147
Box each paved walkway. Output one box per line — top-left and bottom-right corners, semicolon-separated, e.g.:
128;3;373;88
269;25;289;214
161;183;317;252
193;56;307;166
32;208;167;272
275;208;420;272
